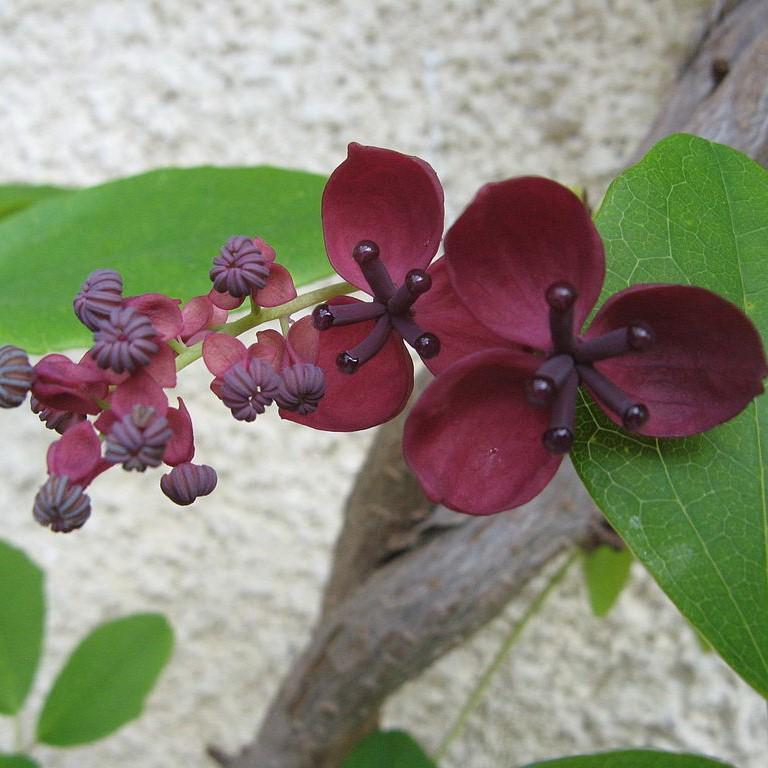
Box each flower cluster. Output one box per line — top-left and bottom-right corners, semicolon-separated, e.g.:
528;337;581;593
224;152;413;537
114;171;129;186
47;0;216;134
1;142;766;529
1;234;326;532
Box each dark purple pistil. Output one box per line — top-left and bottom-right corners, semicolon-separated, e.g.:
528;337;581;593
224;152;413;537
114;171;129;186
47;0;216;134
313;240;441;373
528;282;652;453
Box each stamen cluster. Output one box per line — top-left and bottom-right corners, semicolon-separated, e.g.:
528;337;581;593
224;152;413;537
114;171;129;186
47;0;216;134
528;282;652;454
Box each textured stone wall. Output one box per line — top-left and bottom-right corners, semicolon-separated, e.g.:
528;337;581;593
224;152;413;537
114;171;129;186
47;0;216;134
1;1;764;767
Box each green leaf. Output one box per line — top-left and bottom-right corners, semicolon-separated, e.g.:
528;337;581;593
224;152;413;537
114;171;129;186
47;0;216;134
0;755;41;768
572;134;768;695
342;730;437;768
0;166;331;352
36;613;173;746
582;546;633;617
520;749;734;767
0;539;45;715
0;183;70;220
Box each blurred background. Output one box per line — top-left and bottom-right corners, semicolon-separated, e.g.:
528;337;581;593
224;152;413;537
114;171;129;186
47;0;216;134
1;1;765;766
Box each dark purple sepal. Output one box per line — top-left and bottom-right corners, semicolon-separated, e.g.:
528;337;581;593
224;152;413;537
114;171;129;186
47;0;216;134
210;236;271;298
276;363;326;415
92;306;159;374
73;269;124;331
105;405;174;471
33;475;91;533
220;359;281;421
160;462;218;506
0;344;34;408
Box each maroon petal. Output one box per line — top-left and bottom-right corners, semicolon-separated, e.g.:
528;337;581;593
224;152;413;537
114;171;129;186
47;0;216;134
124;293;184;340
322;143;444;291
585;284;768;436
282;297;413;431
247;329;287;370
202;333;247;377
403;349;562;515
110;370;169;420
208;287;245;311
285;316;320;365
46;420;105;487
144;343;177;388
414;258;515;375
444;177;604;350
252;263;297;307
32;354;109;415
164;398;195;466
181;296;214;341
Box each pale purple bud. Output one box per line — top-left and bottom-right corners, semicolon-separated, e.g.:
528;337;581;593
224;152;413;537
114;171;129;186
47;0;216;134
160;462;218;506
276;363;326;415
33;475;91;533
220;359;281;422
0;344;34;408
210;236;270;298
91;306;159;373
73;269;124;331
106;405;173;471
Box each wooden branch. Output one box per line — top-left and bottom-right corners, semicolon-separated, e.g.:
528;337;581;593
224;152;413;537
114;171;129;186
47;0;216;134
210;2;768;766
637;0;768;164
221;464;599;768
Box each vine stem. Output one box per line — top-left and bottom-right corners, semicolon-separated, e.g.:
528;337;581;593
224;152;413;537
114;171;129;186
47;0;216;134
432;550;579;762
173;280;356;372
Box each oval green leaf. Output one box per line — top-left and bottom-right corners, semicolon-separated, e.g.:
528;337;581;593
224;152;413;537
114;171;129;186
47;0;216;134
0;183;70;220
571;134;768;695
0;756;40;768
582;546;633;618
36;613;173;746
0;539;45;715
0;166;331;352
342;730;437;768
520;750;733;767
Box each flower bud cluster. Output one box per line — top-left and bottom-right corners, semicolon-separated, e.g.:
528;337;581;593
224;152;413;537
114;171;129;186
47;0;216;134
0;232;298;532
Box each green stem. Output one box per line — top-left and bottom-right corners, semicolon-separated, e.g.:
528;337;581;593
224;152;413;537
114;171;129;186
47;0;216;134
173;280;355;372
433;550;578;762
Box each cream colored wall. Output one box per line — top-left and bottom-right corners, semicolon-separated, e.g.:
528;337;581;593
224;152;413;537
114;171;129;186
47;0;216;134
2;1;764;767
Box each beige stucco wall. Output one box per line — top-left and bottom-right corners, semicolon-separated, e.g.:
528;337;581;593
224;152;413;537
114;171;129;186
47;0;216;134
1;1;764;767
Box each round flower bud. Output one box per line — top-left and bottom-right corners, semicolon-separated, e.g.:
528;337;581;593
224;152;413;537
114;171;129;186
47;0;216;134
0;344;34;408
210;236;271;298
73;269;124;331
30;395;86;434
106;405;173;471
33;475;91;533
160;462;218;506
220;359;282;422
276;363;326;415
91;306;159;374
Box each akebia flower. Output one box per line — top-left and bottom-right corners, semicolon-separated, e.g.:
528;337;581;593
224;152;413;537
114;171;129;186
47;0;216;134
404;177;767;515
203;319;326;422
208;236;297;311
305;143;507;431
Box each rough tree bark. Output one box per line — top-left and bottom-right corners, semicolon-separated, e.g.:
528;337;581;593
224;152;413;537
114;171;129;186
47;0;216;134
211;1;768;765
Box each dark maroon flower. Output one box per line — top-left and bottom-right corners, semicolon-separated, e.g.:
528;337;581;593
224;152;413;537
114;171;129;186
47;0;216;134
0;344;34;408
92;306;159;374
33;476;91;533
160;462;218;506
404;177;767;515
294;143;505;432
73;269;124;331
105;404;174;471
